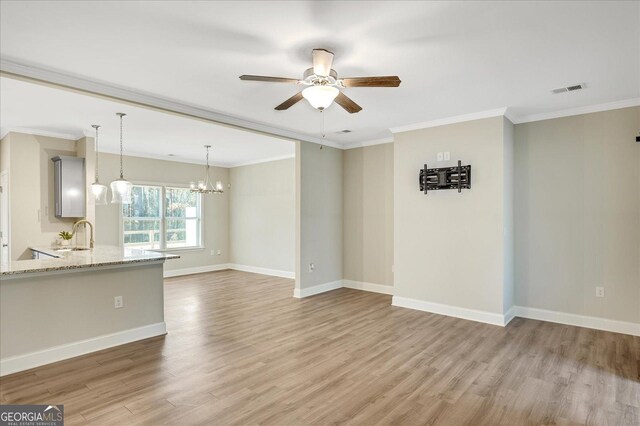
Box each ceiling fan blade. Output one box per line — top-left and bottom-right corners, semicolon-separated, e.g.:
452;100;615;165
334;92;362;114
341;76;402;87
239;75;300;84
312;49;334;77
275;92;304;110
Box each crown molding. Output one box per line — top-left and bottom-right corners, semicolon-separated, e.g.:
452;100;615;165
387;98;639;134
503;107;518;125
228;154;295;168
511;98;640;124
0;56;343;149
342;137;394;150
390;108;508;134
98;148;229;168
0;126;81;141
98;148;296;169
0;126;293;168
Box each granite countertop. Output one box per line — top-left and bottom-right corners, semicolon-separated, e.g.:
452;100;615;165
0;245;179;277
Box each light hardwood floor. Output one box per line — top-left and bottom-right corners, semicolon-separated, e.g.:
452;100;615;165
1;270;638;425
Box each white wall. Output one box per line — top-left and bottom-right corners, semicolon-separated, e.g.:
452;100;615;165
514;106;639;324
393;116;513;318
229;158;295;274
343;143;394;287
95;153;230;272
296;141;343;293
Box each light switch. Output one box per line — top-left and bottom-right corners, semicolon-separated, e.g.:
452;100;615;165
444;152;451;160
437;152;443;161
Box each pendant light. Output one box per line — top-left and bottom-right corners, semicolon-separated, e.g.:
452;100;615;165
190;145;224;194
90;124;108;205
110;113;133;204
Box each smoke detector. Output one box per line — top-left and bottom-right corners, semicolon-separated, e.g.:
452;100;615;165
552;83;586;94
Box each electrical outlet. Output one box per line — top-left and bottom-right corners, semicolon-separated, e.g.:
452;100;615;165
217;249;221;256
444;151;451;160
308;263;315;272
437;152;444;161
114;296;124;309
595;287;605;298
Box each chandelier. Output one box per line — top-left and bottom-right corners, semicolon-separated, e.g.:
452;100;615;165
190;145;224;194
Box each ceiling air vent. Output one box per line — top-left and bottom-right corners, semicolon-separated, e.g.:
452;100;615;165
552;83;585;94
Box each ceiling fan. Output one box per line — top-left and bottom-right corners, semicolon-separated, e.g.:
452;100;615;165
239;48;401;114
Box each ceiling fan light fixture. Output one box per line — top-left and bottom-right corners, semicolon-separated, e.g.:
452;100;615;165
302;85;339;110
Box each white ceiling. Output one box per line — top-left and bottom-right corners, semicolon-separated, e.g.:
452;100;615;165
0;77;294;167
0;1;639;147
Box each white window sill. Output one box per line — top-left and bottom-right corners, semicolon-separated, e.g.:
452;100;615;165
147;246;205;253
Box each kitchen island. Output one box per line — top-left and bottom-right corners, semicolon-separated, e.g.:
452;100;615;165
0;246;178;376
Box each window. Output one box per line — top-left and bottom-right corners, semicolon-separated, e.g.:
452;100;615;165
122;185;202;250
165;187;201;249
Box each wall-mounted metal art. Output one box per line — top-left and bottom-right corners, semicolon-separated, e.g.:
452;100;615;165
419;160;471;194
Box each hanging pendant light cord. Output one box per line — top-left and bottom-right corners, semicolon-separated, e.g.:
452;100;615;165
205;146;212;187
321;110;325;139
92;125;100;183
118;113;125;179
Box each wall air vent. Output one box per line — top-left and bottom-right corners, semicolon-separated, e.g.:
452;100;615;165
552;83;585;94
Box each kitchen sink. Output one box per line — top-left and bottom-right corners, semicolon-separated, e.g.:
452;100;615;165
53;247;91;252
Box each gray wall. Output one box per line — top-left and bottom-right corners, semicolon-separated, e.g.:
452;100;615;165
296;141;343;289
394;116;513;315
503;119;515;312
229;158;295;273
343;143;394;287
514;106;640;323
2;132;84;260
96;153;230;272
1;263;165;359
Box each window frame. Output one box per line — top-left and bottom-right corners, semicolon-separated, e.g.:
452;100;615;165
120;182;204;252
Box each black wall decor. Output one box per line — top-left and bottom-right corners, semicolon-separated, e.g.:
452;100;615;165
419;160;471;194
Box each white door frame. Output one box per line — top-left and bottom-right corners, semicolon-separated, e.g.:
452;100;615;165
0;170;10;263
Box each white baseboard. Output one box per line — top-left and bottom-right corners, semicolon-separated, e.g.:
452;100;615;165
392;296;510;326
228;264;295;279
294;280;343;298
504;306;516;326
389;297;639;336
164;263;295;279
513;306;640;337
0;322;167;377
164;263;231;278
343;280;394;295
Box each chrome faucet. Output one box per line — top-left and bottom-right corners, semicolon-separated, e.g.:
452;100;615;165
72;220;95;249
